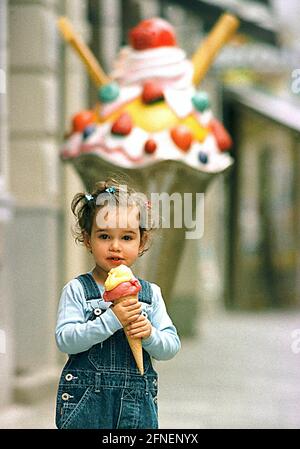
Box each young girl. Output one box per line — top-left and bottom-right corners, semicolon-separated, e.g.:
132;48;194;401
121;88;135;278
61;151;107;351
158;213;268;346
55;178;181;429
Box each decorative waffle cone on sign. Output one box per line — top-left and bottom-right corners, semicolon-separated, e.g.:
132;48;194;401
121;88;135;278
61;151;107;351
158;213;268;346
57;15;239;303
103;265;144;375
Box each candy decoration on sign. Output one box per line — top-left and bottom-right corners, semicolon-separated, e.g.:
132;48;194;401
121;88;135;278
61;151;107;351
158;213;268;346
142;81;164;104
82;124;96;140
98;82;120;103
111;112;133;136
72;110;96;133
209;118;233;151
198;151;208;164
170;126;193;152
129;18;177;50
144;139;157;154
192;91;210;112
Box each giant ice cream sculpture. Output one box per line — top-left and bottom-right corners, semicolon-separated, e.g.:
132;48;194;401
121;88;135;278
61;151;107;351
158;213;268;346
103;264;144;375
58;15;239;304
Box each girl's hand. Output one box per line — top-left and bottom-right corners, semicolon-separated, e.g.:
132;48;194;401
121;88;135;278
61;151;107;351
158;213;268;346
126;314;152;339
111;298;142;327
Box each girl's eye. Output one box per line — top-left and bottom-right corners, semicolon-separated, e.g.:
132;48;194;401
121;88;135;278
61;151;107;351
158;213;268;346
99;234;110;240
123;235;132;241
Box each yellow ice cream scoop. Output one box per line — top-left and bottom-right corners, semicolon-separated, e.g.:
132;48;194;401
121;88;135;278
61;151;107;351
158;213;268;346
104;264;134;291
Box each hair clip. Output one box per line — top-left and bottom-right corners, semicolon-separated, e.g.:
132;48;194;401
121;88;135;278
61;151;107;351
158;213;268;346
105;186;116;194
85;193;94;202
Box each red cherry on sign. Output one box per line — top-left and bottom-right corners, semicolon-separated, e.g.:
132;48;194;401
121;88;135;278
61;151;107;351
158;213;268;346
111;112;133;136
170;126;193;152
129;18;177;50
72;110;96;133
142;81;164;104
144;139;157;154
209;118;233;151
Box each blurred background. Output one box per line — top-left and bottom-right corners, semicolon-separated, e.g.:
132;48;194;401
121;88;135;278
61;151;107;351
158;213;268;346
1;0;300;429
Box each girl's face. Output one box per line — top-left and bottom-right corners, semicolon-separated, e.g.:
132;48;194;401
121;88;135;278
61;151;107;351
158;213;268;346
84;205;144;283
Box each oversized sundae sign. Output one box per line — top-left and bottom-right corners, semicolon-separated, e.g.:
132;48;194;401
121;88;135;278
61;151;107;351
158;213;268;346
59;15;238;176
57;14;239;304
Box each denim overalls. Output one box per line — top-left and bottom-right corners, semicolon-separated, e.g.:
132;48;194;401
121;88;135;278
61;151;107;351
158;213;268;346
55;273;159;429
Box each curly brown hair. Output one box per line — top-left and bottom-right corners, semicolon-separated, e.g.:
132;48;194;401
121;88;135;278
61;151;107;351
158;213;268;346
71;178;154;256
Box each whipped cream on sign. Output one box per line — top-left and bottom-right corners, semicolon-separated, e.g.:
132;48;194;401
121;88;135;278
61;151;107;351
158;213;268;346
111;46;193;90
101;46;195;119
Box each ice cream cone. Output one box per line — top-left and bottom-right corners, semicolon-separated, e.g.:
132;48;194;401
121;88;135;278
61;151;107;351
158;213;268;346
114;294;144;375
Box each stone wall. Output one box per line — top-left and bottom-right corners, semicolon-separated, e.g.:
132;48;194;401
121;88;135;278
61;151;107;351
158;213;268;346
0;0;90;409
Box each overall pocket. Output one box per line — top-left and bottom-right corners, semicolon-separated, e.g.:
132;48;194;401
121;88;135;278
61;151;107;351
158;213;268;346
56;384;94;429
88;342;107;370
116;388;140;429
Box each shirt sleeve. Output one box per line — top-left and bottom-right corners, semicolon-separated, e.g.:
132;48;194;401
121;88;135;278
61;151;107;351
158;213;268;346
55;279;123;355
142;283;181;360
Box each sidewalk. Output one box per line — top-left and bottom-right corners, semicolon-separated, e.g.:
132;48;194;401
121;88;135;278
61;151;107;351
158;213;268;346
0;308;300;429
158;308;300;428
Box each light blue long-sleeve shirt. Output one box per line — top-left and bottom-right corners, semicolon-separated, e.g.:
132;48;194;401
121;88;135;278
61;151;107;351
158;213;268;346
55;274;181;361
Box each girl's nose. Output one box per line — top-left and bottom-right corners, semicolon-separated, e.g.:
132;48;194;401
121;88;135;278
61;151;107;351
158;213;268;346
109;239;121;252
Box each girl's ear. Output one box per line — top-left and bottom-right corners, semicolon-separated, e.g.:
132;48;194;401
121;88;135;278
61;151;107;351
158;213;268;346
83;231;92;252
138;231;148;256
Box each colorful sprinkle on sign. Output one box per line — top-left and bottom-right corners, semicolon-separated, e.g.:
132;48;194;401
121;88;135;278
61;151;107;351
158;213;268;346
170;125;193;152
82;124;96;140
98;82;120;103
111;112;133;136
192;91;210;112
144;139;157;154
209;118;233;151
72;110;96;133
142;80;164;104
198;151;208;164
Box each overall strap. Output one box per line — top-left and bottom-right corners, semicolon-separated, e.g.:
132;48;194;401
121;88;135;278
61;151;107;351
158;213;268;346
76;273;102;301
137;278;153;305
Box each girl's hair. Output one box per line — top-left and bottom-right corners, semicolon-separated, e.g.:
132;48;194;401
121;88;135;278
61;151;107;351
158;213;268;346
71;177;154;256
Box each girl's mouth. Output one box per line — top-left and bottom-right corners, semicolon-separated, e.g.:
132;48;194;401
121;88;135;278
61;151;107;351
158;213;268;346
108;257;124;264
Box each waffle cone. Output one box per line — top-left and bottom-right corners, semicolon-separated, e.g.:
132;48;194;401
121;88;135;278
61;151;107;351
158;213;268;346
114;294;144;375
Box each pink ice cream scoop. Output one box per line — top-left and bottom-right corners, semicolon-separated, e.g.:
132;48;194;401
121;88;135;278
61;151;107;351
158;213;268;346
103;278;141;302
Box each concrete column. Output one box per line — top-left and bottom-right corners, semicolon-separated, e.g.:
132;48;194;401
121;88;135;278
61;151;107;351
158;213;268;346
8;0;62;402
0;0;15;410
62;0;91;288
0;196;14;409
0;0;8;190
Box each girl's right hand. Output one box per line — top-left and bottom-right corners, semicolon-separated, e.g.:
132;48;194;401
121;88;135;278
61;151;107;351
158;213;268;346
111;298;142;327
